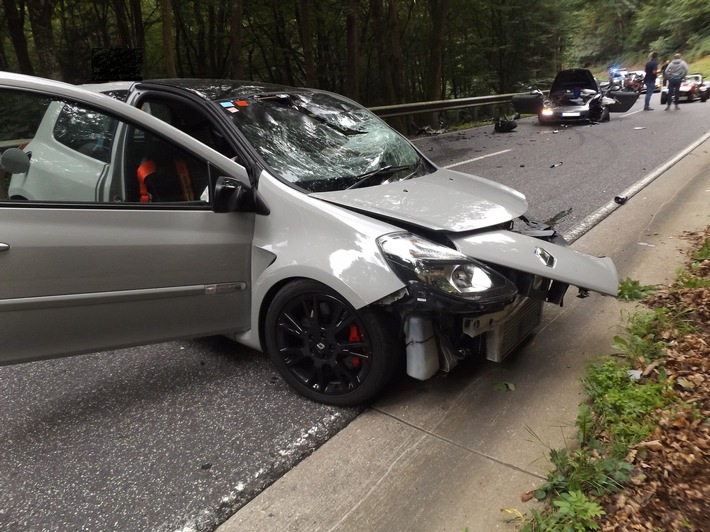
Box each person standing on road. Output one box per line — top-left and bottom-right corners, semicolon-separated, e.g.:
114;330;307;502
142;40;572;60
660;58;670;86
643;51;659;110
664;53;689;110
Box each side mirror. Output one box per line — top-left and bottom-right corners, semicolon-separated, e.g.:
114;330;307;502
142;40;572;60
213;176;247;213
0;148;30;174
213;175;270;215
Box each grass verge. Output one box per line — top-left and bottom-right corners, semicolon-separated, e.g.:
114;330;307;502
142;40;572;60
504;228;710;531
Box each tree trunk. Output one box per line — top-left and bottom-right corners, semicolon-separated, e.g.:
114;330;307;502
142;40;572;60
110;0;131;47
26;0;61;79
387;0;405;103
270;0;295;86
298;0;316;87
425;0;449;127
158;0;177;77
370;0;394;104
229;0;243;79
193;0;206;77
345;0;360;100
3;0;34;74
129;0;144;49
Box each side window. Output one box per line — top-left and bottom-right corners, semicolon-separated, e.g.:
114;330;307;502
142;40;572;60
0;88;211;205
121;127;211;204
140;97;238;161
0;90;50;200
53;104;117;163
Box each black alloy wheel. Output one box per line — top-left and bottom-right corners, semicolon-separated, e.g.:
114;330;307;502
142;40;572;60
265;280;401;406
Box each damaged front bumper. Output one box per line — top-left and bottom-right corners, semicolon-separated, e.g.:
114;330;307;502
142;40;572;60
376;224;618;381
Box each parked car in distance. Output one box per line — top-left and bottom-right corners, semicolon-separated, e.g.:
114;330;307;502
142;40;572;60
512;68;638;124
609;67;628;89
654;75;662;92
0;72;619;406
660;73;709;105
626;71;645;93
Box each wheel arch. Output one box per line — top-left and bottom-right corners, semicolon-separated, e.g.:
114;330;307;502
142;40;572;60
254;267;404;353
256;275;307;354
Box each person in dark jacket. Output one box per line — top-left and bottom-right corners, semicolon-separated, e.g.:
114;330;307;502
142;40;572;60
643;51;659;110
660;58;670;86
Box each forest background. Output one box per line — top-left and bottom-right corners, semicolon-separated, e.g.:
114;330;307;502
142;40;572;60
2;0;709;110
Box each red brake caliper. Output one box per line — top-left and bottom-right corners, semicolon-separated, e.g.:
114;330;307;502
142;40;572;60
349;324;363;367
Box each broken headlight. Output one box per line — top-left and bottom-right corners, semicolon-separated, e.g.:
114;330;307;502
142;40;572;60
377;232;518;304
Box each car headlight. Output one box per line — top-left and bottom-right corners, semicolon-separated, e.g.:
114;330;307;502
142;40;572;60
377;232;518;303
541;107;554;116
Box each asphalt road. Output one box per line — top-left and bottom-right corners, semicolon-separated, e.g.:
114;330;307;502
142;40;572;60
413;91;710;236
1;91;709;532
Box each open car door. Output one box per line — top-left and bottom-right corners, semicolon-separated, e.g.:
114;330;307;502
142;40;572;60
606;90;639;113
511;92;544;115
0;75;254;365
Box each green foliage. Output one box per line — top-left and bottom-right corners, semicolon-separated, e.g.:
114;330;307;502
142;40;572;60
534;444;633;500
612;331;665;361
692;238;710;261
531;406;633;501
617;277;657;301
551;491;606;530
565;0;710;71
612;304;695;362
675;271;710;289
583;359;671;448
575;404;595;445
524;491;605;531
674;241;710;288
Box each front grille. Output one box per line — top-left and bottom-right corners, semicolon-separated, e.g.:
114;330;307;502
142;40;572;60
486;297;543;362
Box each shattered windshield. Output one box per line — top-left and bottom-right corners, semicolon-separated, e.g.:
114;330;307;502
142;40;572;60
218;90;423;192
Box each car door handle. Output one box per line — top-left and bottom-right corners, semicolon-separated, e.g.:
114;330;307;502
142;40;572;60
0;243;10;251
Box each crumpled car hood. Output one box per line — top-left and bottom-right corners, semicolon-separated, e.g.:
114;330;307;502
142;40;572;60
451;230;618;296
310;168;618;297
310;168;528;232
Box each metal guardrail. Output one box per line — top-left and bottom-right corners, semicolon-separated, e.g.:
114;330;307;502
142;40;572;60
368;93;519;118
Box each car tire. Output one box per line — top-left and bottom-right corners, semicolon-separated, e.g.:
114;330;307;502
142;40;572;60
701;91;708;103
265;279;401;406
660;93;667;105
600;108;610;122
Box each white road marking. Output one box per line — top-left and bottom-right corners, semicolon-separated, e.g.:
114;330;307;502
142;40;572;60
621;108;645;118
443;149;512;169
565;130;710;243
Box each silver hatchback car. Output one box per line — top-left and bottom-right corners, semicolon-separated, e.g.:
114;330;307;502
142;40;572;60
0;72;618;406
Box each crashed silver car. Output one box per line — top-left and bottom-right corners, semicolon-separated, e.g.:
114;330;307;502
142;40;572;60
513;68;638;124
0;72;618;406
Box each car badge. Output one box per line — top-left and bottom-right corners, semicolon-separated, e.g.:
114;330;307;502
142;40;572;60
534;246;556;268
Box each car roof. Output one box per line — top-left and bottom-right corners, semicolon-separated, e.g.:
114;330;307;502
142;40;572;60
143;79;296;100
81;78;326;104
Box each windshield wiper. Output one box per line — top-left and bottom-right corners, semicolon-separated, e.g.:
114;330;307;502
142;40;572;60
346;164;415;190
